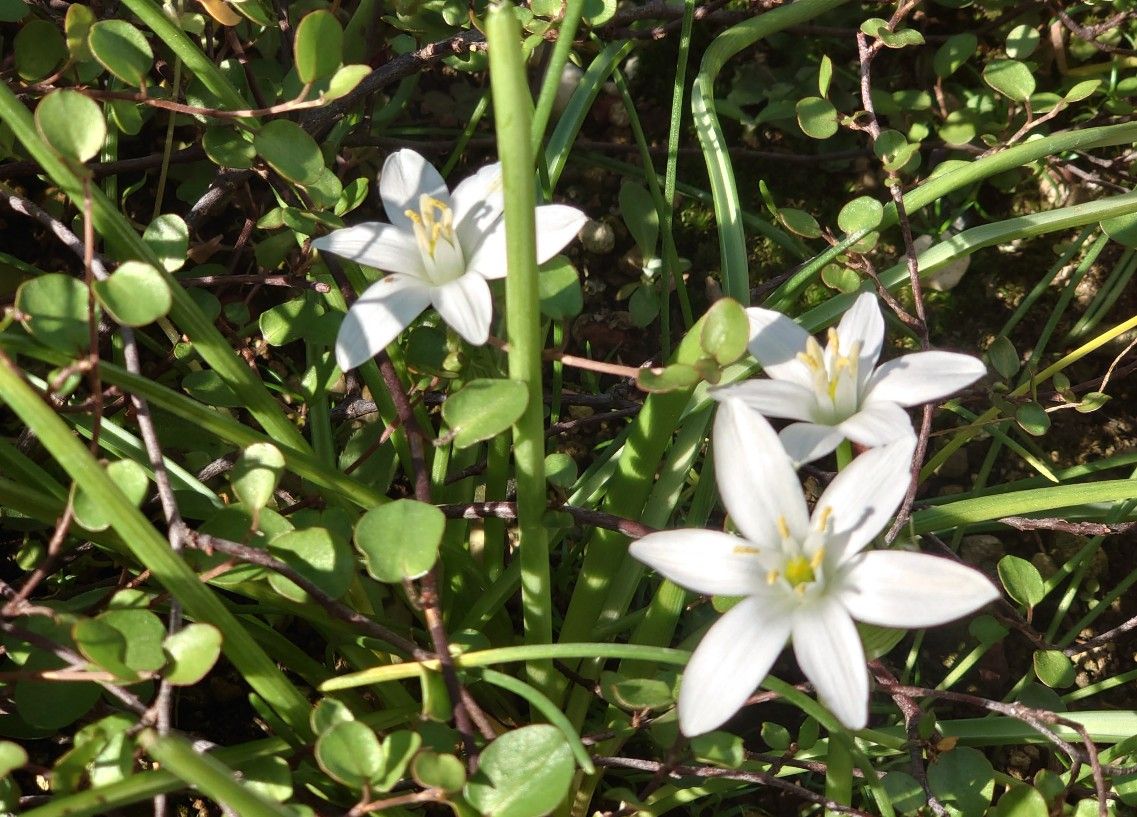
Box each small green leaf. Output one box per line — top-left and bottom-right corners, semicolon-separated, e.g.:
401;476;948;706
636;362;700;393
837;196;884;233
203;128;257;169
874;129;919;172
997;555;1044;608
882;771;928;814
544;453;577;489
987;336;1020;379
73;618;137;680
1063;79;1100;104
699;297;749;366
442;378;529;449
355;500;444;583
777;208;822;238
294;10;343;84
88;20;153;88
373;730;422;792
983;60;1035;103
268;526;355;601
316;721;382;789
994;784;1048;817
16;273;95;354
0;742;28;777
619;182;659;256
412;751;466;793
230;442;285;513
162;623;222;685
181;370;241;407
628;286;659;328
143;214;189;272
14;19;66;81
0;0;27;23
760;722;791;751
254;119;326;185
1004;24;1039;60
324;64;370;101
538;255;583;319
1076;391;1110;413
879;27;924;48
1015;401;1050;436
464;725;575;817
241;755;293;802
1033;649;1074;689
818;54;833;97
934;33;977;77
93;261;171;327
689;731;744;768
600;672;673;710
74;459;148;532
35;90;106;163
311;698;355;735
821;264;861;293
928;747;995;817
795;96;838;139
98;609;167;673
64;4;95;60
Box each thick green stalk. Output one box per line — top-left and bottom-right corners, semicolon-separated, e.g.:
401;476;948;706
0;82;306;452
692;0;853;303
0;353;312;738
487;2;554;690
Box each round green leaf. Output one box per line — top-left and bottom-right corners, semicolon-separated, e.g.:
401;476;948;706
938;111;977;146
997;555;1044;608
442;379;529;449
311;698;355;736
821;264;861;293
16;273;95;354
689;731;744;768
987;336;1020;379
538;256;583;319
837;196;884;234
933;33;977;78
315;720;383;789
64;4;95;60
544;452;577;489
107;98;142;136
354;500;444;583
464;725;575;817
1015;401;1050;436
412;751;466;793
994;784;1048;817
928;747;995;817
97;608;167;673
268;526;354;601
1076;391;1110;413
88;20;153;88
181;370;241;407
93;261;171;327
882;771;928;814
295;10;344;84
1004;24;1039;60
636;362;700;393
143;214;189;272
73;618;136;680
0;742;28;777
1032;649;1074;689
241;755;293;802
0;0;27;23
795;96;838;139
1063;79;1100;104
14;652;101;730
600;673;673;710
230;442;285;512
325;64;371;101
162;623;222;685
35;90;106;163
777;208;821;239
74;459;148;532
1100;212;1137;248
14;19;66;81
373;730;422;793
699;297;749;366
254;119;326;185
983;60;1035;103
203;127;257;169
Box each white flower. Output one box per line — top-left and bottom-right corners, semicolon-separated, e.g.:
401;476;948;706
713;292;986;465
312;149;588;370
629;399;998;734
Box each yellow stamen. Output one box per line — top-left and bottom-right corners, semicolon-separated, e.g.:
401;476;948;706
815;505;833;532
732;544;761;556
776;515;791;539
810;547;825;570
767;569;780;585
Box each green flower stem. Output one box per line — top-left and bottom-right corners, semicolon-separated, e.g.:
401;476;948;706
481;433;512;581
692;0;853;303
0;351;312;739
530;0;586;155
487;1;554;690
0;82;306;452
824;732;854;817
835;440;854;471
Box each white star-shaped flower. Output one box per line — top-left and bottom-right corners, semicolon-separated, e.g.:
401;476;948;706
714;292;987;465
629;399;998;734
312;149;588;370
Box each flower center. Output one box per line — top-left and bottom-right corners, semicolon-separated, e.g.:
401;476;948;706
783;555;816;586
405;194;464;285
766;509;832;595
797;329;862;422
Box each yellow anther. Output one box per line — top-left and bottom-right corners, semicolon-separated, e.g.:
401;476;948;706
732;544;761;556
815;505;833;531
766;569;780;585
826;327;840;354
776;515;791;539
810;547;825;570
404;208;422;224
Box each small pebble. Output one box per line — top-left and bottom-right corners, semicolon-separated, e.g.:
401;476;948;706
580;219;616;254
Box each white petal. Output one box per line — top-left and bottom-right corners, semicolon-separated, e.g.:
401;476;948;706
452;163;504;250
534;204;588;263
745;308;814;389
464;219;509;280
864;351;987;407
714;400;810;544
837;402;914;448
678;596;793;736
778;423;845;467
817;435;915;560
629;530;771;596
711;379;819;423
431;274;493;345
839;551;999;628
335;275;431;370
312;223;426;278
836;292;884;387
380;149;450;231
792;597;869;730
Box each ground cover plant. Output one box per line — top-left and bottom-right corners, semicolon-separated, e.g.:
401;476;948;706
2;0;1137;815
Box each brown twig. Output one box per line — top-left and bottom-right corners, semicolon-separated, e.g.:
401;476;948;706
438;500;659;540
